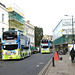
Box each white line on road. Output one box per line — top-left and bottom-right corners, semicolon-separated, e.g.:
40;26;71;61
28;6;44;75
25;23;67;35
38;59;52;75
36;62;44;68
39;62;44;65
36;65;39;67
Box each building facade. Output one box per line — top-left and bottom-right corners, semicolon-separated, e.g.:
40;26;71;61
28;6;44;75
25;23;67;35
53;19;75;51
42;34;53;41
7;4;25;32
0;3;8;38
0;3;8;51
24;20;35;46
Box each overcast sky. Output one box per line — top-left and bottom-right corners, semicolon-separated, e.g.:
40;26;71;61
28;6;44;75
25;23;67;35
0;0;75;35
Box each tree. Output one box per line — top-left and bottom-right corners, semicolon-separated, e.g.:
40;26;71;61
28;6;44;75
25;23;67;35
35;26;43;47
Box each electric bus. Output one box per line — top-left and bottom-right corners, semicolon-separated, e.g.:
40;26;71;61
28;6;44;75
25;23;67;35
40;39;53;53
1;30;31;60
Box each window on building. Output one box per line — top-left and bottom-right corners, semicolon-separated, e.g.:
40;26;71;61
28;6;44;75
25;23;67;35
2;28;4;32
2;14;4;23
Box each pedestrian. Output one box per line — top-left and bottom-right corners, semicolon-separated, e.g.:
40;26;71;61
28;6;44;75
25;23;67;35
70;48;75;63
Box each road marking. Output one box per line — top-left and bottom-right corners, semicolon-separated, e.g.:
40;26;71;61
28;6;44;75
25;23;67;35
36;65;39;67
36;62;44;68
39;62;44;64
38;59;52;75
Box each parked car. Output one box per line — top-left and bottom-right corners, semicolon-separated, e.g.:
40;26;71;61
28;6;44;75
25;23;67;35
30;46;38;54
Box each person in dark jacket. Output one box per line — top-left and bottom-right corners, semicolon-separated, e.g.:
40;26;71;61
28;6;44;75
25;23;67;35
70;48;75;63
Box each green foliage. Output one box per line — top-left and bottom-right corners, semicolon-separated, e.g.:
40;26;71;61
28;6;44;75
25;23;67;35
35;26;43;46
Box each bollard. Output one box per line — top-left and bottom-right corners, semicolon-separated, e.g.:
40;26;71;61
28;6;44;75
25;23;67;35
52;57;55;67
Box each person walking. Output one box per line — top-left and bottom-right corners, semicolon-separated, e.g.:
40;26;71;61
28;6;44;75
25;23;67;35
70;48;75;63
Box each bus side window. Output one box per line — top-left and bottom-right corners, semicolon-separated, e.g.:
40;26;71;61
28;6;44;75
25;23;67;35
23;47;29;50
21;45;23;50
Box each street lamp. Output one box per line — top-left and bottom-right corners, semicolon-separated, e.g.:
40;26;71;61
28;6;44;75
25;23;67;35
64;15;74;49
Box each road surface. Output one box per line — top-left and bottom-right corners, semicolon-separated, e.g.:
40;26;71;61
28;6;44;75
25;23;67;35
0;53;53;75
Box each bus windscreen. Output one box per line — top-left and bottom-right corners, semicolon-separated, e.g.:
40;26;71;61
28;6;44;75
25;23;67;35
3;31;17;40
24;47;29;49
42;40;48;43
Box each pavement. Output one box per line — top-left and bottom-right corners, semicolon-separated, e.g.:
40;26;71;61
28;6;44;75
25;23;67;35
45;52;75;75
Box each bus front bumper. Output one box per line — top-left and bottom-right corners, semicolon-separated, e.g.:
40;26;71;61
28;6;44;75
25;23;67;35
2;55;21;60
